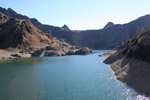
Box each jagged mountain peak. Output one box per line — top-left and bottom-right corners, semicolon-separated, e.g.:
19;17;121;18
61;24;70;30
7;8;15;12
7;8;17;14
104;22;114;29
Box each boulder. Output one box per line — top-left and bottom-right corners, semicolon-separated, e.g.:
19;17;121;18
75;47;92;55
32;48;45;57
66;50;76;55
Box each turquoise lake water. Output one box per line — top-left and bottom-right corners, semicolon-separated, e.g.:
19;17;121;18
0;50;149;100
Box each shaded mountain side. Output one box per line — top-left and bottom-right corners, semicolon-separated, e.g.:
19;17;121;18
103;30;150;94
116;30;150;62
79;15;150;49
104;29;150;62
0;12;92;59
1;7;150;49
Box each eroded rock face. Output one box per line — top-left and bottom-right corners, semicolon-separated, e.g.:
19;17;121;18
31;48;45;57
104;30;150;95
104;54;150;95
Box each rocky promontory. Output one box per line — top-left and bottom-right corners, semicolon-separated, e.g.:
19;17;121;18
104;30;150;95
0;12;92;59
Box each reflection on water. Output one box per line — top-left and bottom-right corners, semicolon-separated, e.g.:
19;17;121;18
0;50;149;100
8;77;38;100
0;57;44;66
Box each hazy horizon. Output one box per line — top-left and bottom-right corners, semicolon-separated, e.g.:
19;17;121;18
1;0;150;30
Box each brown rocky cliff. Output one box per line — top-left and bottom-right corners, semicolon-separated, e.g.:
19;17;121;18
0;15;53;52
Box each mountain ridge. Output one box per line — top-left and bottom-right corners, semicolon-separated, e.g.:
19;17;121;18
1;7;150;49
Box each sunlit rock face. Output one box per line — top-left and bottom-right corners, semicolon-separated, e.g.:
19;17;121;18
0;12;92;59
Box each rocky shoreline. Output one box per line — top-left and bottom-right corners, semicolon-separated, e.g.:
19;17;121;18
99;51;116;57
0;47;92;59
104;54;150;95
103;29;150;95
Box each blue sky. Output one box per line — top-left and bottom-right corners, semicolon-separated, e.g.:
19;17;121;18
1;0;150;30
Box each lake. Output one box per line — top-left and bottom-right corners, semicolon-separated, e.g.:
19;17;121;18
0;50;149;100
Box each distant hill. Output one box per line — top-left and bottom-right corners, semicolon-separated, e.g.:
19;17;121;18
1;7;150;49
79;15;150;49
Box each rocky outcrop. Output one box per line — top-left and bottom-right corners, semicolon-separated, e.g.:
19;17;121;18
75;47;92;55
31;47;66;57
104;30;150;95
0;12;92;59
